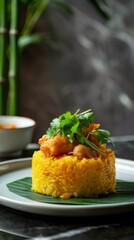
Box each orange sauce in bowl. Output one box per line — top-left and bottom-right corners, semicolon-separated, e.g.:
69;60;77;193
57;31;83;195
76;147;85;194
0;123;17;129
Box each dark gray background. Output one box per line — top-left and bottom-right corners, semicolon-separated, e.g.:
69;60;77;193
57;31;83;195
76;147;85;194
20;0;134;142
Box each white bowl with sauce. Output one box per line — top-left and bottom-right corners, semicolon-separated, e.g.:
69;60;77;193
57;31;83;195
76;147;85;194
0;116;36;158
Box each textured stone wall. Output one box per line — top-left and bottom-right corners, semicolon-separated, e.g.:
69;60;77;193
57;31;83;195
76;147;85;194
20;0;134;141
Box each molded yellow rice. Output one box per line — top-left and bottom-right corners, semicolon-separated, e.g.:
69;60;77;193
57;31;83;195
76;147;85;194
32;150;116;199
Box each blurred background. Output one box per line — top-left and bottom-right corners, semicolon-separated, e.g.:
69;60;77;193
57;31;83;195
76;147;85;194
5;0;134;141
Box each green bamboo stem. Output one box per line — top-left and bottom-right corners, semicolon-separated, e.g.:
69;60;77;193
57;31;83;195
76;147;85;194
0;0;7;115
8;0;19;115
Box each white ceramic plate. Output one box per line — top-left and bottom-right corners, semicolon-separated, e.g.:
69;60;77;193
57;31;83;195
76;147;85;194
0;158;134;217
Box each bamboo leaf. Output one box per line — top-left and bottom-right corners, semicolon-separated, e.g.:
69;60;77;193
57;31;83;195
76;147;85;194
18;33;58;51
50;0;73;14
18;34;47;49
21;0;51;35
7;177;134;205
20;0;37;4
87;0;111;20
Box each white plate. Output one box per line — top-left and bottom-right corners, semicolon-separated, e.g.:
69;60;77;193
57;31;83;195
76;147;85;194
0;158;134;217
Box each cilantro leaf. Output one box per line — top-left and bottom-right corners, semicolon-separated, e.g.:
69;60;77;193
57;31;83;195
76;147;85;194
46;118;60;137
95;129;110;144
78;111;94;128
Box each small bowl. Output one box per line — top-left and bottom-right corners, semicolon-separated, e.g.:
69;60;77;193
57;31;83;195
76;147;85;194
0;116;36;158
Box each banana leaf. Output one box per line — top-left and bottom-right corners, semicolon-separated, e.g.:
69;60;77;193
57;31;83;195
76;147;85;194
7;177;134;205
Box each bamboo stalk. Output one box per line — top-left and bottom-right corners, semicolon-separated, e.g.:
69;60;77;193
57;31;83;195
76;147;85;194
8;0;19;115
0;0;7;115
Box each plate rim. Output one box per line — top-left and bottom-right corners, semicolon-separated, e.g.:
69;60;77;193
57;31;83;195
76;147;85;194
0;157;134;216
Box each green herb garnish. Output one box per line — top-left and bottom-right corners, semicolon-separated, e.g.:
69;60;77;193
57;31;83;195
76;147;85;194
46;109;111;154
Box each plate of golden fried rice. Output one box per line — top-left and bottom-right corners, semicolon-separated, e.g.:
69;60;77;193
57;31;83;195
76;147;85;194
0;109;134;216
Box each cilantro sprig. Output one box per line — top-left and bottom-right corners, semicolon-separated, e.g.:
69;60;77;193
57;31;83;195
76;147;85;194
46;109;111;154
